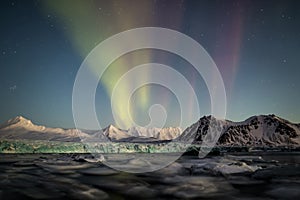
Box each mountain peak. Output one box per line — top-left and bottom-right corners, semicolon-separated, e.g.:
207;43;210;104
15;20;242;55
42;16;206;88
199;115;227;121
104;124;125;134
1;116;34;128
14;115;29;121
105;124;118;131
243;114;290;124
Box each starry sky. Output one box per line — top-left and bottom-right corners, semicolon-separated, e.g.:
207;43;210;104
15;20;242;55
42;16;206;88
0;0;299;129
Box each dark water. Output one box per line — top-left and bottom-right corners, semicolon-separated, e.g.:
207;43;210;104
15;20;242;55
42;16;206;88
0;153;299;200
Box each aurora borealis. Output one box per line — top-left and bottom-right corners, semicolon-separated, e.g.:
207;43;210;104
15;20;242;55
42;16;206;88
0;0;300;128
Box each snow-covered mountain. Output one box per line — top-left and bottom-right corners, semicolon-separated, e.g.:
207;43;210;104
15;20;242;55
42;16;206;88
177;115;300;146
100;125;181;141
102;125;131;140
2;115;299;146
128;126;182;140
0;116;91;142
0;116;182;142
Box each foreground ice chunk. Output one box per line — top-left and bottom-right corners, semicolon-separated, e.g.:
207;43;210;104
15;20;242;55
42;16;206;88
191;157;261;175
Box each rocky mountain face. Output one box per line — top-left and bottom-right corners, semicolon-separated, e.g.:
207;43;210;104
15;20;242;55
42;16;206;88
178;115;300;146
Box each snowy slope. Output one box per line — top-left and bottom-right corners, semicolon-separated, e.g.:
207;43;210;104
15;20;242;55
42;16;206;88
128;126;182;140
100;125;181;141
102;125;132;140
178;115;300;146
0;116;91;142
0;116;182;142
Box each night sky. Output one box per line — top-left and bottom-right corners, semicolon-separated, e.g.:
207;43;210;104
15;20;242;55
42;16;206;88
0;0;299;129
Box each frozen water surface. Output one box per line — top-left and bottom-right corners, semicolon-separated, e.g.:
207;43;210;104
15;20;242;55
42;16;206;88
0;153;299;199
